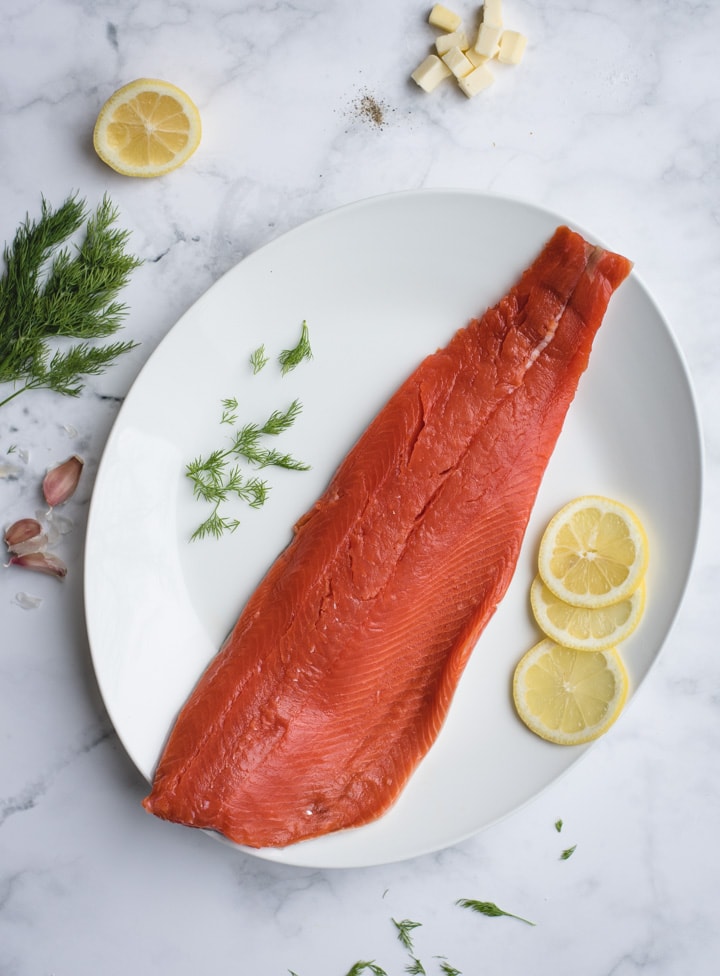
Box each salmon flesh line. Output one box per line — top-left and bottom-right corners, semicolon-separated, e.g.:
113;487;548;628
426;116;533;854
143;226;633;848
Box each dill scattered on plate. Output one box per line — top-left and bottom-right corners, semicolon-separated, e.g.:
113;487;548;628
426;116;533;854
186;323;313;541
249;343;268;374
279;319;313;374
186;399;309;541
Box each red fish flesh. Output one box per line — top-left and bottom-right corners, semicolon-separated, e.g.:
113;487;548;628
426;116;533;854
143;226;632;848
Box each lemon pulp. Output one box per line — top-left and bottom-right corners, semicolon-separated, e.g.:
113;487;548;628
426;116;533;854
530;575;646;652
537;495;648;609
513;639;629;746
93;78;201;178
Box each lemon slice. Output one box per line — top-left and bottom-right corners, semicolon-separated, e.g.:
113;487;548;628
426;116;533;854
93;78;201;178
530;575;645;652
513;638;629;745
537;495;648;609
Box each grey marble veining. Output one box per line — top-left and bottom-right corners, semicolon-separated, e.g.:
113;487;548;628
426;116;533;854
1;1;718;973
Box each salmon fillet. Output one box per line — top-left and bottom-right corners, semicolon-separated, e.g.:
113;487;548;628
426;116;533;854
143;226;632;848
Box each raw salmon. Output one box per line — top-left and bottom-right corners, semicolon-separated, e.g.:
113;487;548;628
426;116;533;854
143;226;632;848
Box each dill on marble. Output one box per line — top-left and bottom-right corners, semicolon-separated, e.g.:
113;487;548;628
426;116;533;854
0;192;141;408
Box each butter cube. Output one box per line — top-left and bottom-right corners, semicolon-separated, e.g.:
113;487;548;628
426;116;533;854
411;53;453;92
466;46;490;68
457;63;495;98
482;0;503;29
428;4;462;33
436;28;469;55
498;30;527;64
474;22;502;58
442;46;474;79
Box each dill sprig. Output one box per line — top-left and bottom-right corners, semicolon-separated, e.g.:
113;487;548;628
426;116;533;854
344;964;388;976
186;399;308;540
278;319;312;374
0;192;141;408
227;400;309;470
393;918;422;952
438;963;462;976
560;844;577;860
249;344;268;373
405;958;426;975
456;898;535;927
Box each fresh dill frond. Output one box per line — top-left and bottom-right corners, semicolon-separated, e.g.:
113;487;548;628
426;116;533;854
190;507;241;542
186;398;308;540
252;448;311;471
231;422;262;460
186;450;227;501
405;958;426;975
250;344;268;373
278;320;312;375
220;397;239;425
0;192;141;408
222;464;247;498
229;403;308;469
344;963;387;976
262;398;304;435
37;340;137;397
186;322;313;541
240;476;270;508
392;918;422;952
560;845;577;860
439;963;462;976
456;898;535;927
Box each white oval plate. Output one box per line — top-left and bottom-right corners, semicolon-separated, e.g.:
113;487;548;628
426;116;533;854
85;190;703;868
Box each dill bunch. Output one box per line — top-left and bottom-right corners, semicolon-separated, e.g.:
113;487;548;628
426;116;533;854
0;192;142;408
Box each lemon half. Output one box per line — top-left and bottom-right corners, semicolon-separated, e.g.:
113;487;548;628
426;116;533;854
537;495;648;609
93;78;201;178
513;638;629;746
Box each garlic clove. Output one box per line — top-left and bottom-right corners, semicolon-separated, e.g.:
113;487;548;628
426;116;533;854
42;454;84;507
4;517;48;556
8;551;68;579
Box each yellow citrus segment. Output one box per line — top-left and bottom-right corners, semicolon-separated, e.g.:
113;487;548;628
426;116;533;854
530;575;646;652
513;639;629;746
93;79;201;178
537;495;648;609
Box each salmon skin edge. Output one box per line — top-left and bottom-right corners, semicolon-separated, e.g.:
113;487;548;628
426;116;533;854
142;226;633;849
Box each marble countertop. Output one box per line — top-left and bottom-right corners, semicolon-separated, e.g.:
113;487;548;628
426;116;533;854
1;1;717;973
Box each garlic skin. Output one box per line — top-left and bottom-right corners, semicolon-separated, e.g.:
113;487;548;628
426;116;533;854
13;592;44;610
4;518;48;556
42;454;84;507
8;551;68;579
